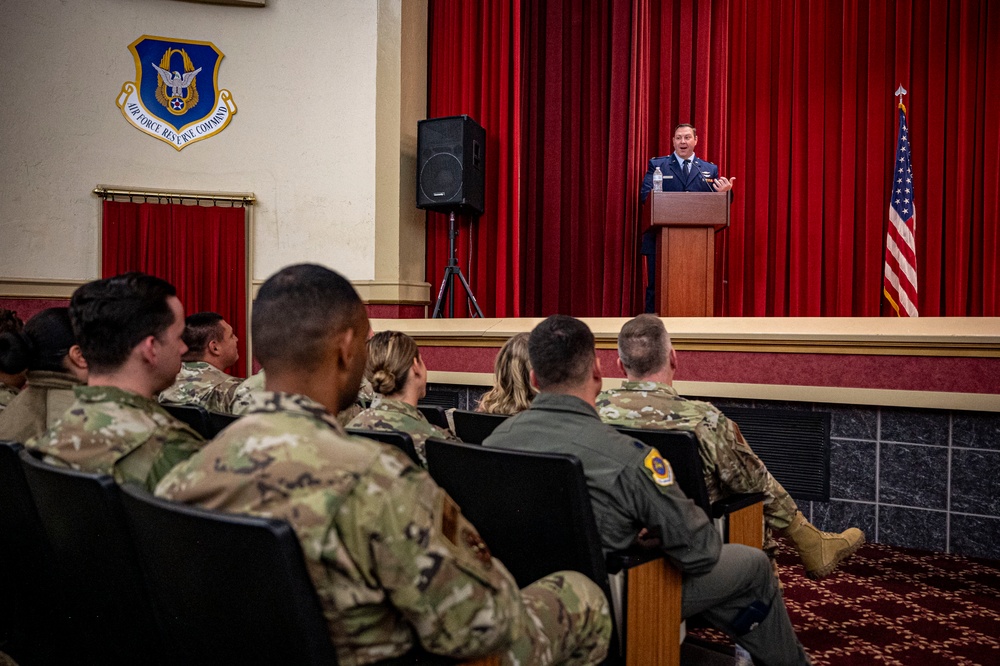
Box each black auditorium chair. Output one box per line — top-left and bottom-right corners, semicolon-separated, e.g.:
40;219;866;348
119;484;340;666
417;403;451;430
206;409;239;436
162;402;213;439
615;427;765;548
0;441;68;665
18;448;166;666
450;409;509;445
120;484;500;666
347;428;423;466
424;438;687;665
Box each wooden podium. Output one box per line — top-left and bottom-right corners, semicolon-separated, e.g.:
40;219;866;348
643;192;729;316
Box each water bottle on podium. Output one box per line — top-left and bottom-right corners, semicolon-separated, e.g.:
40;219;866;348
652;166;663;192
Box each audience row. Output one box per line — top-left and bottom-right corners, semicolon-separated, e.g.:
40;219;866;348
0;266;866;664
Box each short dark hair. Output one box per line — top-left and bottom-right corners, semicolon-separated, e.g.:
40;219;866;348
527;315;595;390
673;123;697;136
617;314;669;378
253;264;364;373
69;272;177;374
0;307;76;374
182;312;225;361
0;309;24;337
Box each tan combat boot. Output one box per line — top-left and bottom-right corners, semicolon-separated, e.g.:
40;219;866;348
783;511;865;579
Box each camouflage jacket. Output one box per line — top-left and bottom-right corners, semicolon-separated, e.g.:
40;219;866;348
346;396;459;466
159;362;243;414
230;370;265;415
597;381;761;498
155;391;527;666
26;385;205;491
0;382;19;414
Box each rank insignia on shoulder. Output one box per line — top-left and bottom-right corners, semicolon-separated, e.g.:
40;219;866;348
644;449;674;486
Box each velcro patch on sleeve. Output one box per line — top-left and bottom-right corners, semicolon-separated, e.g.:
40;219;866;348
644;449;674;487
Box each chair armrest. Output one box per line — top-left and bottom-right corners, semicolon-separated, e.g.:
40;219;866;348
709;492;765;519
606;545;665;575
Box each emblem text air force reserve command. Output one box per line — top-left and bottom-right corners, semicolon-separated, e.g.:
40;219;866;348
116;35;236;151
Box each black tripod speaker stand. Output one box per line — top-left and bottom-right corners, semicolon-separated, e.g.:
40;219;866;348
431;211;484;318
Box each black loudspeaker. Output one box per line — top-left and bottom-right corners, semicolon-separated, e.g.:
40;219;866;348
417;115;486;216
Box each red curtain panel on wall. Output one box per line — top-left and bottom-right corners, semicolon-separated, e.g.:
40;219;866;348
426;0;522;317
101;200;248;376
427;0;1000;317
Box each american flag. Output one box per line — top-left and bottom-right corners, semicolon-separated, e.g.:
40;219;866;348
883;104;919;317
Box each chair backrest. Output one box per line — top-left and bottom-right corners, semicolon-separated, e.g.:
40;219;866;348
450;409;509;445
347;428;422;466
18;448;165;665
206;409;240;437
0;442;69;664
161;402;213;438
614;427;712;517
424;439;610;593
119;484;340;666
417;403;450;430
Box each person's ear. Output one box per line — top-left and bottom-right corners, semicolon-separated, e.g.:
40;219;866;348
593;356;603;383
138;336;158;365
67;345;88;370
529;369;541;390
669;347;678;371
616;356;626;375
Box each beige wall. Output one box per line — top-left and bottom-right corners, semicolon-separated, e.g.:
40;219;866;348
0;0;421;288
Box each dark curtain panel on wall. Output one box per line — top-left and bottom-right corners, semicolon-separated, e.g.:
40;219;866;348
427;0;1000;317
101;200;248;376
426;0;522;317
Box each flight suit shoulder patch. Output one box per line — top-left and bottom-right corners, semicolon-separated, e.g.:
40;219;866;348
643;448;674;487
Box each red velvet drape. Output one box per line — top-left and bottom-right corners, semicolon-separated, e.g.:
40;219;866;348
428;0;999;317
426;0;521;317
101;200;248;376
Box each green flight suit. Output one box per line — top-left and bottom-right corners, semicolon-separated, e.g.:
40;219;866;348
484;392;810;666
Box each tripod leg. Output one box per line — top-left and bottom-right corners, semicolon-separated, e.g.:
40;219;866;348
454;268;485;318
432;266;455;319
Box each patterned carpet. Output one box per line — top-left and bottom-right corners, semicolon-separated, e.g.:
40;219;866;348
695;540;1000;665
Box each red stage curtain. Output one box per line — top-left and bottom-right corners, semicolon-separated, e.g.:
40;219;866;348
428;0;1000;317
426;0;521;317
101;200;248;376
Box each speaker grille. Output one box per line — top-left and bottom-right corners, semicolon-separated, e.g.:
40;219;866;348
419;152;464;202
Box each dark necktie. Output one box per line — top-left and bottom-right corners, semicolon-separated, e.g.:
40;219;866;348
682;159;690;180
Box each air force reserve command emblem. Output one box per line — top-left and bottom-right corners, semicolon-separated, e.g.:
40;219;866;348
116;35;236;150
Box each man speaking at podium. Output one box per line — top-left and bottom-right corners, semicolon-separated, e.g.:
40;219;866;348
639;124;734;313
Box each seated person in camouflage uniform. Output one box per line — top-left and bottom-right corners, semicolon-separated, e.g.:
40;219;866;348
477;332;536;415
233;369;374;424
485;315;811;666
27;273;205;491
0;308;89;442
159;311;243;413
0;308;27;414
598;314;864;580
155;264;612;666
347;330;460;465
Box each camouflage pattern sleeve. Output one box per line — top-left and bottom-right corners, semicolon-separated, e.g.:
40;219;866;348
335;453;526;659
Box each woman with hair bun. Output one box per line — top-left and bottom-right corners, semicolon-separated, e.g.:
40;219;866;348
0;307;88;442
347;330;459;465
477;332;537;416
